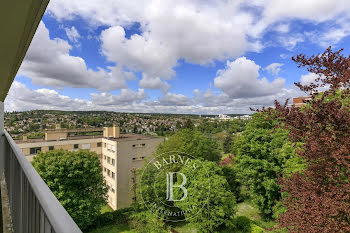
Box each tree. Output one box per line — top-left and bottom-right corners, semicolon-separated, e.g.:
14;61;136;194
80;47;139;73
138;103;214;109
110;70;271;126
32;150;108;230
174;161;237;233
156;129;221;162
221;165;242;203
223;133;234;154
233;113;302;217
269;47;350;232
184;118;194;129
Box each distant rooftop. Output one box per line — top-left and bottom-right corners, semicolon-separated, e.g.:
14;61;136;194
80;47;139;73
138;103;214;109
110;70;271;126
15;133;161;144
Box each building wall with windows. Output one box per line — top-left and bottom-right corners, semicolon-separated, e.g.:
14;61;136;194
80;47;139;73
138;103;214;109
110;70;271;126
15;127;163;210
16;138;103;162
101;136;163;210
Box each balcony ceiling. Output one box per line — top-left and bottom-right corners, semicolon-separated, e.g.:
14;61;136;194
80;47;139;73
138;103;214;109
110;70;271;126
0;0;49;102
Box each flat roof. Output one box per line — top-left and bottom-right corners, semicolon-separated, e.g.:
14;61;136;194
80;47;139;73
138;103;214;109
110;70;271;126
14;134;162;144
104;134;162;142
15;135;103;144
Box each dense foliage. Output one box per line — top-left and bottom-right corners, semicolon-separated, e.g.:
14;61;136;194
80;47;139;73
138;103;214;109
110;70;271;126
271;47;350;232
156;129;221;162
32;150;108;230
174;161;237;233
130;211;170;233
233;113;303;217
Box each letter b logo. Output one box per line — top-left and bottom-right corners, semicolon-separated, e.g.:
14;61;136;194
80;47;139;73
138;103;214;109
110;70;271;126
166;172;187;201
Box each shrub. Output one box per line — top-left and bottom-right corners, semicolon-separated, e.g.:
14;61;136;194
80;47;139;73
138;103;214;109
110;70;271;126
130;211;170;233
86;207;134;231
230;216;252;233
251;224;265;233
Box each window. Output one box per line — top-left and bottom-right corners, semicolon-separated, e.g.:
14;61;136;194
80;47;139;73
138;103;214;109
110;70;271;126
74;144;79;149
107;169;110;176
107;144;111;151
104;143;106;148
111;159;115;166
97;142;102;147
132;144;136;147
104;167;106;172
112;172;115;179
104;155;107;160
111;145;115;152
142;143;146;146
30;147;41;155
49;146;54;151
107;157;110;163
111;186;115;193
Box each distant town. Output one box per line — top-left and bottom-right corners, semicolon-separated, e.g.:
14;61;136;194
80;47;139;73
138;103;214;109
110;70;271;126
4;110;251;139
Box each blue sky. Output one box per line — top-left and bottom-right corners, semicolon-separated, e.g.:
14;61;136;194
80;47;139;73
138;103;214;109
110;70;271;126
6;0;350;114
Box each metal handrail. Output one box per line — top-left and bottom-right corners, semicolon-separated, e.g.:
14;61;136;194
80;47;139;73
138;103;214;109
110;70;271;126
3;131;82;233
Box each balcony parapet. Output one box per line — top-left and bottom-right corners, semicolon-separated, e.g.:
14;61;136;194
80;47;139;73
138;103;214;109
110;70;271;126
1;130;82;233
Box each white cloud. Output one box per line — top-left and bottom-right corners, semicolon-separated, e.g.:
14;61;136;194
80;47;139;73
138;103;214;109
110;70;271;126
5;82;91;111
139;75;170;93
65;26;81;43
100;26;177;79
305;19;350;47
98;1;250;87
156;93;193;106
214;57;285;98
265;63;283;76
90;89;147;106
280;53;290;59
278;34;304;50
300;73;319;86
6;79;306;114
300;72;329;92
19;22;129;91
274;23;290;33
11;0;350;114
43;0;350;94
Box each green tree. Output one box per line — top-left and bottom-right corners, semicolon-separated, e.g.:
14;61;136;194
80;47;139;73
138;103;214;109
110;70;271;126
32;150;108;230
184;118;194;129
223;133;234;154
174;161;237;232
221;165;242;202
233;112;303;218
157;129;221;162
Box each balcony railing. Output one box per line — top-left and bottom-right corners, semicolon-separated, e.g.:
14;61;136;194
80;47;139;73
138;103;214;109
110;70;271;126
1;131;82;233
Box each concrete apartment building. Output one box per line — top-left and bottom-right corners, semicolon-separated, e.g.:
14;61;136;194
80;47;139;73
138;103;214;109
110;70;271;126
15;126;163;210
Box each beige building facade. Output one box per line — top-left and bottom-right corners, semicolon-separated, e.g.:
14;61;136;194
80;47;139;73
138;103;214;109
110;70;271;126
15;126;163;210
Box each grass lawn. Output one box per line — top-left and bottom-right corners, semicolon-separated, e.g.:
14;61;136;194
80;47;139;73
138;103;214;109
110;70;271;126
100;205;113;214
172;222;198;233
236;201;277;231
236;201;261;221
89;224;135;233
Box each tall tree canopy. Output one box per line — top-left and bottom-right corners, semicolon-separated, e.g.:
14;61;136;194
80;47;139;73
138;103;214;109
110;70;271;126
174;161;237;233
233;113;303;217
156;129;221;162
32;150;108;230
269;47;350;233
